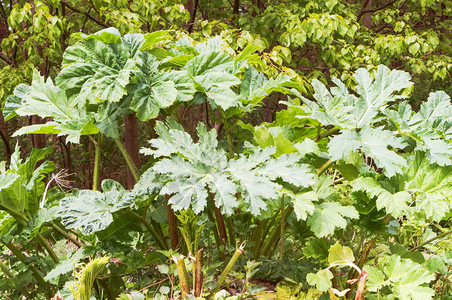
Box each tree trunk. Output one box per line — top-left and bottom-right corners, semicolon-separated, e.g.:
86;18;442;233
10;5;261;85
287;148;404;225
124;113;141;189
166;195;180;250
30;116;46;149
0;113;11;164
362;0;373;28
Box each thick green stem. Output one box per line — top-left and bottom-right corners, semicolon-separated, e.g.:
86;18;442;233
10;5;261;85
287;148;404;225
279;196;285;260
206;208;223;247
126;210;168;250
173;255;190;299
346;214;391;299
36;233;59;263
0;259;14;278
211;195;228;245
49;222;82;248
211;242;245;298
317;159;334;175
92;133;103;191
314;127;340;142
411;228;452;251
225;216;236;246
261;207;293;257
4;242;47;286
219;109;234;158
113;137;140;182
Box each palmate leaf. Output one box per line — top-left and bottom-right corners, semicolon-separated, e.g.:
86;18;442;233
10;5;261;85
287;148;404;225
239;67;292;108
0;147;54;220
365;255;436;299
129;53;179;121
353;65;412;128
353;177;411;218
58;180;133;235
306;202;359;238
353;151;452;221
3;84;30;121
404;152;452;221
387;91;452;166
328;127;408;177
56;37;137;104
294;65;412;129
139;121;315;215
8;70;98;143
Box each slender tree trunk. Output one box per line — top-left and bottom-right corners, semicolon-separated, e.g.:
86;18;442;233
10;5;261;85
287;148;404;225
166;195;179;250
30;116;46;149
362;0;373;28
124;113;141;189
0;113;11;164
59;137;72;173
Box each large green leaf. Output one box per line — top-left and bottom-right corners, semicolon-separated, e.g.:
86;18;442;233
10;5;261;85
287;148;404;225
307;202;359;238
365;255;435;299
353;177;411;218
56;37;137;104
10;70;98;143
3;84;30;121
387;91;452;166
328;127;408;177
58;180;133;235
353;65;412;128
292;65;412;129
0;147;54;221
140;121;315;215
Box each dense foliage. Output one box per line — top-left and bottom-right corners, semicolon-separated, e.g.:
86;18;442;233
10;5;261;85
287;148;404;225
0;0;451;299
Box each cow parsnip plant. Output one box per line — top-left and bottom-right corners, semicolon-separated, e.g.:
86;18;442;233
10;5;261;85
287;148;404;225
1;27;451;299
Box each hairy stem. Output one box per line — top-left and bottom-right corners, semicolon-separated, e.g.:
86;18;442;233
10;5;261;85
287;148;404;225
279;196;285;260
317;159;334;175
36;233;59;264
126;209;168;250
173;255;190;299
92;133;103;191
411;228;452;251
113;137;140;182
194;248;204;297
49;222;82;248
0;259;14;278
211;242;245;298
4;242;47;286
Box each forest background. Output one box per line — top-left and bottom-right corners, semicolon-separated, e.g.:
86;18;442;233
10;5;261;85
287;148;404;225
0;0;451;299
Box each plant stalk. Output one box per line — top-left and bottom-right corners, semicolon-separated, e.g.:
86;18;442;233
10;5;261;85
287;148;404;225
194;248;204;297
92;133;103;191
36;233;59;263
211;195;228;245
126;209;168;250
279;196;285;260
411;228;452;251
0;259;14;278
261;206;293;257
211;242;245;298
113;137;140;182
346;214;391;298
173;255;190;299
4;242;47;286
317;159;334;175
49;222;83;248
